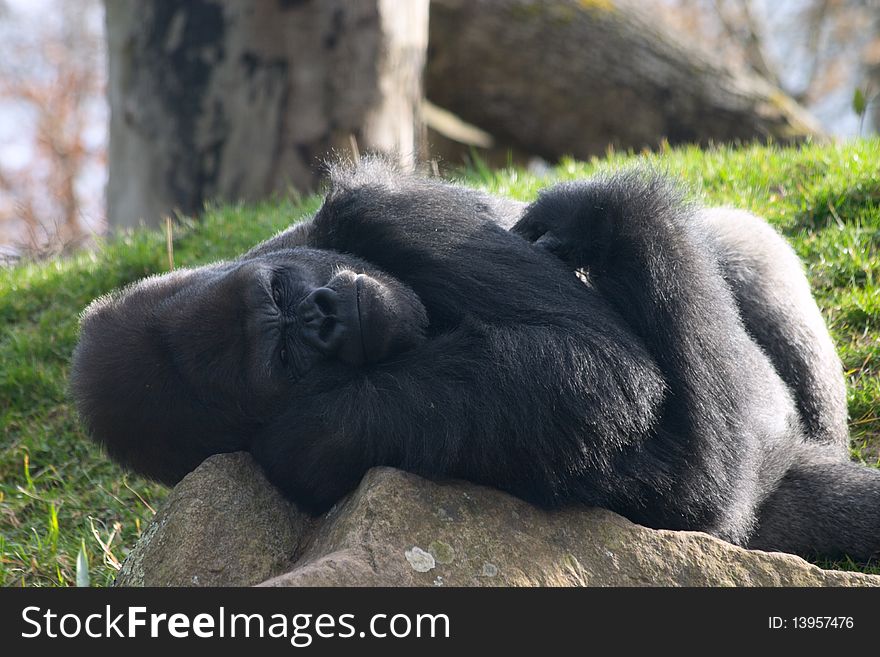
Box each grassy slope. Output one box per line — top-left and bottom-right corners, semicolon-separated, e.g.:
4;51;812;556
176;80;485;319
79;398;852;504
1;140;878;586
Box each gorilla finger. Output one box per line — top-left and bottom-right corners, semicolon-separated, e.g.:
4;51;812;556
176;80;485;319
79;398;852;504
534;231;563;254
511;215;546;241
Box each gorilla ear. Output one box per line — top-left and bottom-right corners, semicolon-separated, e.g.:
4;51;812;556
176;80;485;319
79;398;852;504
299;287;349;355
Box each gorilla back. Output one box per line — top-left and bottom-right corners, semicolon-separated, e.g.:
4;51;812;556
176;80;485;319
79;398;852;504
71;160;880;563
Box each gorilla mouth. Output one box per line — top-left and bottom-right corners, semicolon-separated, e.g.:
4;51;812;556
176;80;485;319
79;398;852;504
354;274;368;365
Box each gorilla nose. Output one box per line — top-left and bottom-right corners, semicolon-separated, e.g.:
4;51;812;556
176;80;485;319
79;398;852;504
298;281;364;365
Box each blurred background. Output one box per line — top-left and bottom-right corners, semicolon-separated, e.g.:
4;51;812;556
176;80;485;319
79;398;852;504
0;0;877;262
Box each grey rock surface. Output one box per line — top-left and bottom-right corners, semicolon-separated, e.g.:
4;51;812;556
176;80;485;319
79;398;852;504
116;452;308;586
116;453;880;587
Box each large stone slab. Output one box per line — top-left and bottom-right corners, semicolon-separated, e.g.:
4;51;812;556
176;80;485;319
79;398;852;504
115;453;880;587
116;452;308;586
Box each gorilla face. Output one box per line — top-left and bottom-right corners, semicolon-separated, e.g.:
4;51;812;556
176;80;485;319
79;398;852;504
71;246;428;486
226;248;430;397
186;252;418;396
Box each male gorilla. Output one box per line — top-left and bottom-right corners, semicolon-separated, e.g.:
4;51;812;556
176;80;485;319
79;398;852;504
71;159;880;562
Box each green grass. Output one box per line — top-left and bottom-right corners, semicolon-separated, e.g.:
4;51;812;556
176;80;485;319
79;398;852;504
2;140;879;586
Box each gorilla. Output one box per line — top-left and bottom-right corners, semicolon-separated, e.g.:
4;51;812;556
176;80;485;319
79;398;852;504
71;159;880;562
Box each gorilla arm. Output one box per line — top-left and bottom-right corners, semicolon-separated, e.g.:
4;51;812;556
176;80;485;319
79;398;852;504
249;167;669;515
250;313;667;515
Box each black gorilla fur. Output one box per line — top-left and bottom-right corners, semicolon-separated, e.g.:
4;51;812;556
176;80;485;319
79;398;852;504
71;160;880;561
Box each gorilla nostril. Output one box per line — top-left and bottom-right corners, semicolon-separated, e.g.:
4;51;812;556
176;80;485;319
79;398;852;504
310;287;338;316
318;317;336;342
299;287;340;325
299;286;355;357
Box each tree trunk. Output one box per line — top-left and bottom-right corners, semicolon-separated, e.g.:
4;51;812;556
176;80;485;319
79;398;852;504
426;0;822;161
105;0;428;229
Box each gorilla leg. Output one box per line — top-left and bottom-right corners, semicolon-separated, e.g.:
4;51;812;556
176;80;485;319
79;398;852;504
691;210;873;561
512;172;801;543
699;208;849;454
749;446;880;562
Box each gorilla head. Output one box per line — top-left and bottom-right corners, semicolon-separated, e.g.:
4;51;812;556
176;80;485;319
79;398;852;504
71;246;427;486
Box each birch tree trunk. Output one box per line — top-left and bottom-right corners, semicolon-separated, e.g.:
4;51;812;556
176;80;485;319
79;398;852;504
105;0;428;228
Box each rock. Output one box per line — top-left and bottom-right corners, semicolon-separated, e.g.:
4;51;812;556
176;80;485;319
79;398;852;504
115;452;308;586
117;453;880;587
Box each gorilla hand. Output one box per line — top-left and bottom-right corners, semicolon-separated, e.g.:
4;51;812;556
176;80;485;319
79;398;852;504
511;180;619;270
512;173;685;273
